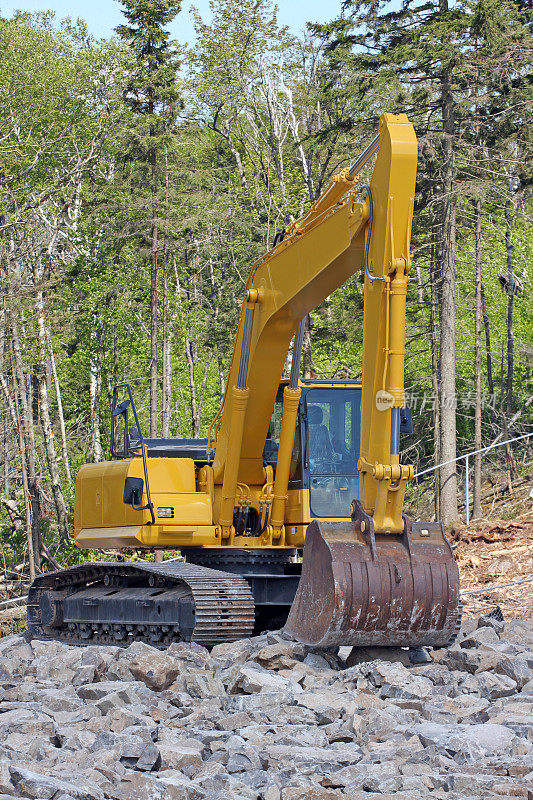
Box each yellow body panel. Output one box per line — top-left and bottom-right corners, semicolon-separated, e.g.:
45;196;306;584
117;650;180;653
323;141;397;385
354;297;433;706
74;457;212;540
76;524;219;549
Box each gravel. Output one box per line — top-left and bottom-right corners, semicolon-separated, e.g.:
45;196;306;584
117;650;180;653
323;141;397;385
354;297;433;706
0;615;531;799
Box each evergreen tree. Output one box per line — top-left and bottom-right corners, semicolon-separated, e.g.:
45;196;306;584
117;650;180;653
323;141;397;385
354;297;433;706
320;0;531;524
115;0;181;436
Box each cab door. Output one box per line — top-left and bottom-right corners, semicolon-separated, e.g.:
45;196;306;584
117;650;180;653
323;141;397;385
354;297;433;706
302;387;361;519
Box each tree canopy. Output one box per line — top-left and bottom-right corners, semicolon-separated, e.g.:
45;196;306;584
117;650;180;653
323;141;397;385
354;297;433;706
0;0;531;581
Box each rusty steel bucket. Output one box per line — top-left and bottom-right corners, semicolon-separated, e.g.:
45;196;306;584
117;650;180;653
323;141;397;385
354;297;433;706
284;500;460;648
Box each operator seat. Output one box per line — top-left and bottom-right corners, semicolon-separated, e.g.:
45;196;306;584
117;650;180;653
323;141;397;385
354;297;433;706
307;405;334;466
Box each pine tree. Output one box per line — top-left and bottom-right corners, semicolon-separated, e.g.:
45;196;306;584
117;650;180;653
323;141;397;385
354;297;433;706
116;0;181;436
321;0;531;523
321;0;471;522
461;0;532;512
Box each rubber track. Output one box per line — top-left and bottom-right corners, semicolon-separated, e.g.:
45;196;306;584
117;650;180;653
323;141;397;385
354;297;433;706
27;561;255;647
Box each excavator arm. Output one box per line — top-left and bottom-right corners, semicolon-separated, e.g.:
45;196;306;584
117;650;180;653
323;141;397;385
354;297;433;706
211;113;417;536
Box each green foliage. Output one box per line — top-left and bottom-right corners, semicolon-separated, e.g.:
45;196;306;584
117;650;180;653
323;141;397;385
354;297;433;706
0;0;531;582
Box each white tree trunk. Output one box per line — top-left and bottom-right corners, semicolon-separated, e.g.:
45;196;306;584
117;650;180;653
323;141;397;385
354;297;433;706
89;326;104;463
33;272;69;541
48;332;71;482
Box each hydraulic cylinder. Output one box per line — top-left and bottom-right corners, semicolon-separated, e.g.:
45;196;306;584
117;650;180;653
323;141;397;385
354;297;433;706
270;386;301;535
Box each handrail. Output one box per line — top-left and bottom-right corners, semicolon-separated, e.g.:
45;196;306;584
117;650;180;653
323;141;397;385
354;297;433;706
413;432;532;478
0;595;28;609
207;402;223;459
413;432;532;525
111;383;155;525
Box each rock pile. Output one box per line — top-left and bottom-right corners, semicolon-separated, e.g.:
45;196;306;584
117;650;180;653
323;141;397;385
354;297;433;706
0;614;531;799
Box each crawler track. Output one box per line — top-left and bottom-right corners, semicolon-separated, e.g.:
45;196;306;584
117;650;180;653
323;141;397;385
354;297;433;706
27;561;255;648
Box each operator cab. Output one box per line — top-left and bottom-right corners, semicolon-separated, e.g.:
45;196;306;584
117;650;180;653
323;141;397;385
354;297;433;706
264;380;361;518
264;379;412;519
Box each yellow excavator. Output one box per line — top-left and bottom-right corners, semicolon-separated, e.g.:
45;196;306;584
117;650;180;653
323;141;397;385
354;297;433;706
28;114;460;649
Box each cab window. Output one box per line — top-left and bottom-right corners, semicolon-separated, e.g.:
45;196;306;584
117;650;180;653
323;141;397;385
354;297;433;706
263;395;302;483
305;388;361;518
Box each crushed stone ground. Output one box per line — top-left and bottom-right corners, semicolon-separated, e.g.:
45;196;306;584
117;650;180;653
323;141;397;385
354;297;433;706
0;612;531;800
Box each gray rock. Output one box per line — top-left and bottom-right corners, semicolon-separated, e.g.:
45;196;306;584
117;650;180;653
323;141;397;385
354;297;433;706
296;690;358;724
0;708;56;738
252;642;307;670
0;633;33;660
56;726;97;751
474;670;518;699
450;722;518;761
263;787;281;800
360;660;435;700
503;619;533;649
227;663;302;695
413;720;518;761
125;649;180;691
94;686;145;713
216;711;253;731
0;762;14;796
9;766;104;800
106;772;165;800
413;720;459;749
158;742;203;773
478;608;505;634
183;672;225;698
166;641;211;668
493;655;532;689
302;653;334;670
132;743;161;772
71;665;96;685
210;639;255;669
265;743;361;771
461;625;501;648
77;680;141;701
0;795;30;800
226;744;262;773
281;787;345;799
32;642;83;684
437;646;483;674
156;773;197;800
0;614;530;800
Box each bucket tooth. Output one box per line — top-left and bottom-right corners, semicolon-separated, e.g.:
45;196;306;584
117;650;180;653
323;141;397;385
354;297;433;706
284;500;460;649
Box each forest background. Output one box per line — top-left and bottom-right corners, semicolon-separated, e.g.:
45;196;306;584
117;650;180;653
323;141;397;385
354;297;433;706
0;0;531;582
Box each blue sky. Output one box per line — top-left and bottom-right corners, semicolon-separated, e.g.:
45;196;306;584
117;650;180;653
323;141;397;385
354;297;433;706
0;1;341;42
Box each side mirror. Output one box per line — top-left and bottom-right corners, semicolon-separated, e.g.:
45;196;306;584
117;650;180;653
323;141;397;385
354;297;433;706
123;477;144;508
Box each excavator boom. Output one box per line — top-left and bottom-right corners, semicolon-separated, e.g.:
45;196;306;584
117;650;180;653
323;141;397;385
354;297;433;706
211;113;416;537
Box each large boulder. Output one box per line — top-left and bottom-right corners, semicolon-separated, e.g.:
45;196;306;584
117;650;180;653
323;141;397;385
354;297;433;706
9;765;104;800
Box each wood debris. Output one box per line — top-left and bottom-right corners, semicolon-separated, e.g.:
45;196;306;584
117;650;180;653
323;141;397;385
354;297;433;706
452;511;533;620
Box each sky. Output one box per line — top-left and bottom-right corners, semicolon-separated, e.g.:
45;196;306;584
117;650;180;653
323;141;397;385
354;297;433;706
0;0;341;42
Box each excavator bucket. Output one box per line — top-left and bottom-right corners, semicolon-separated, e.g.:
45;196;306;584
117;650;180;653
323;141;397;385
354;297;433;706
284;501;460;649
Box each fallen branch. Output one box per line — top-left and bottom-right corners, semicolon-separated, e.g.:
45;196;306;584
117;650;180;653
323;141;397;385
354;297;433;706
489;396;533;446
